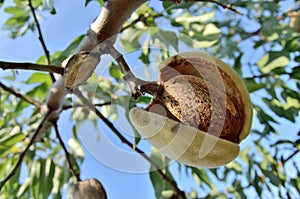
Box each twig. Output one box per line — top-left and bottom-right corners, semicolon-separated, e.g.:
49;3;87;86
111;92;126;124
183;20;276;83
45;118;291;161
244;71;294;80
160;0;243;15
104;43;131;73
0;81;43;109
62;102;111;110
0;61;64;75
285;150;299;162
104;44;160;100
53;122;81;182
0;110;53;191
28;0;55;82
73;89;186;198
120;13;164;32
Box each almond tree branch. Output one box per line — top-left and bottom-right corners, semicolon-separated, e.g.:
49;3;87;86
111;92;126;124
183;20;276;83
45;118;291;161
0;81;43;109
53;122;81;182
75;0;147;53
104;44;160;100
28;0;55;82
73;89;186;198
32;0;147;150
160;0;242;15
0;110;53;191
244;71;295;80
62;102;111;110
0;61;64;75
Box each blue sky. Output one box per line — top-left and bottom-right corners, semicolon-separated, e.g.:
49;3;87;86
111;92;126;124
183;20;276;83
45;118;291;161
1;0;300;198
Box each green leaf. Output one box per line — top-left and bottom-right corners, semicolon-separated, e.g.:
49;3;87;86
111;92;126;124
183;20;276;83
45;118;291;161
26;73;52;87
149;152;175;199
0;0;4;8
161;190;174;198
253;172;263;196
191;168;217;190
234;181;247;199
51;34;85;65
68;138;84;159
281;88;300;103
152;29;179;51
290;178;300;194
120;29;143;52
5;16;28;28
109;63;124;80
3;3;32;39
43;159;55;197
291;66;300;80
244;78;265;92
17;178;31;197
257;51;290;73
284;36;300;52
263;98;295;122
85;0;104;6
175;12;215;29
42;0;54;10
0;132;24;154
294;55;300;63
4;6;27;17
31;0;43;8
233;53;243;75
263;170;281;186
239;147;250;162
50;7;56;14
254;40;267;49
26;82;49;101
31;161;41;199
261;16;278;37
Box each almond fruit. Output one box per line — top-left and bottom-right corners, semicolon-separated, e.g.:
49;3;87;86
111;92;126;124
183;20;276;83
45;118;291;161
129;52;253;168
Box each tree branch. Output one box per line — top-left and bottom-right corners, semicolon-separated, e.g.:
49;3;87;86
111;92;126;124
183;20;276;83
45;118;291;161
28;0;55;82
33;0;148;149
285;150;299;162
75;0;147;52
53;122;81;182
62;102;111;110
244;71;294;80
73;89;186;198
0;110;53;191
160;0;242;15
0;81;43;109
104;44;160;100
0;61;64;75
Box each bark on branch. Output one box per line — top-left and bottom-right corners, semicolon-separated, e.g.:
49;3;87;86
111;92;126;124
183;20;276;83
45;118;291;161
103;43;160;99
0;61;64;75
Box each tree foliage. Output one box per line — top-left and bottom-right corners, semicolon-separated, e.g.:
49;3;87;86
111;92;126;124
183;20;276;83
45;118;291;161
0;0;300;198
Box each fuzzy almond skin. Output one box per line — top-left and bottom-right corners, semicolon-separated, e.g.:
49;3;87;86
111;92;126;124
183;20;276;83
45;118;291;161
129;108;240;168
70;178;107;199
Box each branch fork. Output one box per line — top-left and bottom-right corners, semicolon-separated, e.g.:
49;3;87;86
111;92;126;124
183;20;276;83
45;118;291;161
101;42;160;100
